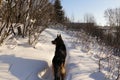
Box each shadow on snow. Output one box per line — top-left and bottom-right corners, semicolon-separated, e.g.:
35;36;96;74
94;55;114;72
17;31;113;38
0;55;49;80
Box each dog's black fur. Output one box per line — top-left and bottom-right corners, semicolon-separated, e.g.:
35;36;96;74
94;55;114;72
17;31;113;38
52;34;67;80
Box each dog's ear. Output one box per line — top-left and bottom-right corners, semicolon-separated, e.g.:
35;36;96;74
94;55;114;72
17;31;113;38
59;34;62;38
57;34;59;37
57;34;62;38
59;34;61;37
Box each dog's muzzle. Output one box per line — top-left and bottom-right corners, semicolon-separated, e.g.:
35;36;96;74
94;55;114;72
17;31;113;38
52;41;56;44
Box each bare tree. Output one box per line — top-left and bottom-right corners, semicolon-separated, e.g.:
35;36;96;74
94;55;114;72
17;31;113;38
104;8;120;27
26;0;54;46
84;13;96;24
0;0;54;45
104;8;120;46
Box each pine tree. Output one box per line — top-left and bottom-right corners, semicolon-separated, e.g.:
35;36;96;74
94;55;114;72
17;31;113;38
54;0;65;23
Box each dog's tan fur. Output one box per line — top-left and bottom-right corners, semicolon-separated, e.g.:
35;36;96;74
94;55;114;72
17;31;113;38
61;63;66;75
52;63;66;80
61;63;66;79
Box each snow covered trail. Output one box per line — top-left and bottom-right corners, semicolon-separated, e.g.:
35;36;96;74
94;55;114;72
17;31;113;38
0;28;106;80
66;49;105;80
37;28;106;80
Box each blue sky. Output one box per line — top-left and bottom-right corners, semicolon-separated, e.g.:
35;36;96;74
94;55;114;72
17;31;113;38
61;0;120;25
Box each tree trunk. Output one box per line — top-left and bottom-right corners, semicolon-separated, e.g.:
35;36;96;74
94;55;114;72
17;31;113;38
17;26;22;36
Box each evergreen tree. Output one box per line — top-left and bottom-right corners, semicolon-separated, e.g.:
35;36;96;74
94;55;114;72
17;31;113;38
54;0;65;23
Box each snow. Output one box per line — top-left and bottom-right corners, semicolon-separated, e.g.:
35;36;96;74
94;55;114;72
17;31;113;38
0;28;106;80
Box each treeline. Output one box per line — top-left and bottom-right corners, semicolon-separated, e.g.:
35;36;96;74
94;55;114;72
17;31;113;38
0;0;68;45
76;23;120;55
67;7;120;54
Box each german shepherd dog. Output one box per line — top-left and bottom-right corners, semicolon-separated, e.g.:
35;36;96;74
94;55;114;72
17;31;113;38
52;34;67;80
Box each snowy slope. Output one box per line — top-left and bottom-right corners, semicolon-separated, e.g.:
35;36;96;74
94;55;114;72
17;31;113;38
0;28;106;80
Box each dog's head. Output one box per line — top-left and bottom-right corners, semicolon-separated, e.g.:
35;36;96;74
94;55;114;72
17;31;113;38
52;34;63;45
